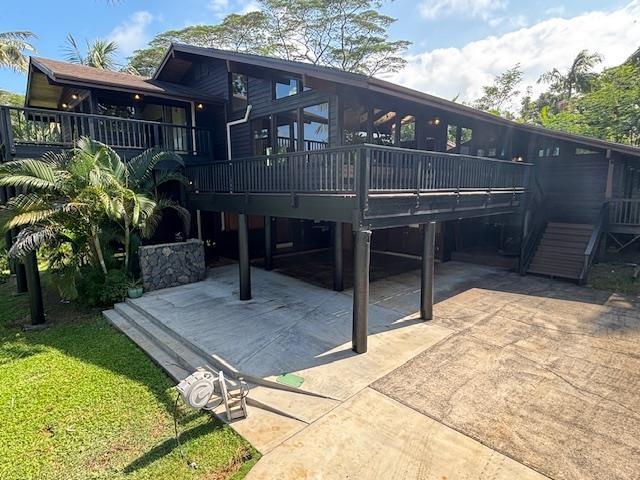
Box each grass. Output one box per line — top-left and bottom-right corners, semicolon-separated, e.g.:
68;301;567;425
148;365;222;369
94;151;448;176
0;278;258;480
588;262;640;296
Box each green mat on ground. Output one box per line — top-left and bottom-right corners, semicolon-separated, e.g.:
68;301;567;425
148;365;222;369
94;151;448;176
276;373;304;388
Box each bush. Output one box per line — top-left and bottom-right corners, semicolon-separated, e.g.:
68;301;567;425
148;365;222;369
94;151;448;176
0;247;8;284
76;267;131;307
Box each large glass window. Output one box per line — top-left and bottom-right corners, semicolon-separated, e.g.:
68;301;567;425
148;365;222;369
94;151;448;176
252;116;272;155
231;73;248;112
399;115;416;149
459;127;473;154
275;110;298;153
372;108;397;145
302;103;329;150
342;104;368;145
274;78;302;99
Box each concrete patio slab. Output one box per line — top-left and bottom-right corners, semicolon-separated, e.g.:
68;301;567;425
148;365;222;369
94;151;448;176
374;281;640;480
246;388;548;480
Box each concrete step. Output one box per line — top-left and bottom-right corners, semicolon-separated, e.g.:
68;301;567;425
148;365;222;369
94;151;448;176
103;309;191;382
116;299;338;425
113;303;212;373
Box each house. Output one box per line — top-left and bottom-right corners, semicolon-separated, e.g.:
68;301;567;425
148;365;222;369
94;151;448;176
2;44;640;352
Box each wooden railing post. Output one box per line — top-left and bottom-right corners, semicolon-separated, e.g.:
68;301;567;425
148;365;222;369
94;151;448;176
357;146;370;212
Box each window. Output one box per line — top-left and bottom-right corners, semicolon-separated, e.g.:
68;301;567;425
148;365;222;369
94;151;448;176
275;110;298;153
302;103;329;150
372;108;397;145
252;116;272;155
231;73;248;112
274;78;302;99
400;115;416;148
459;127;473;154
342;104;368;145
447;125;458;152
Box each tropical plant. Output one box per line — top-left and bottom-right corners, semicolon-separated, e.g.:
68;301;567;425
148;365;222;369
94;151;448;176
0;138;190;286
472;64;523;118
0;31;36;72
64;34;120;70
538;49;603;100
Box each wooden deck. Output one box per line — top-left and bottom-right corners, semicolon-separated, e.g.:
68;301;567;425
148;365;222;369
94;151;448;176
0;105;214;162
187;144;531;230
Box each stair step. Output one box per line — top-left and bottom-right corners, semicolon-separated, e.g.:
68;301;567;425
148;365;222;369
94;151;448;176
118;299;339;425
542;232;592;242
528;264;582;277
539;238;590;249
546;222;594;231
103;309;191;382
531;250;585;260
535;245;587;256
114;303;209;373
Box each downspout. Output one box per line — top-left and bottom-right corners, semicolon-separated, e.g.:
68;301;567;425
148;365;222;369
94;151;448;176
226;104;253;160
223;105;252;231
190;101;202;240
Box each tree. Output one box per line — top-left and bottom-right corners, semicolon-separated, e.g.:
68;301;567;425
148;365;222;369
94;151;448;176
0;139;189;278
64;34;120;70
0;90;24;107
539;49;603;101
127;0;410;77
0;31;36;72
472;64;523;118
128;12;271;76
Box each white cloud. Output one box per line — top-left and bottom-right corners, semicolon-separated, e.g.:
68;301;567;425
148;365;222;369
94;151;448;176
544;5;566;16
108;11;154;56
384;1;640;105
238;1;260;14
419;0;508;21
208;0;230;13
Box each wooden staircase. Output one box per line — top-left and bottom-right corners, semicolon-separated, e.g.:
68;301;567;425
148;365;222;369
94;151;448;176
527;222;593;281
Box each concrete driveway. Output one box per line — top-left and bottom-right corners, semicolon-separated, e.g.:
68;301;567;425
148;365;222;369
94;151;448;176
246;262;640;480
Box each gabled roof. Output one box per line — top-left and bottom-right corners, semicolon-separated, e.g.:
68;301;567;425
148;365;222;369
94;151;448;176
29;57;223;104
157;43;640;158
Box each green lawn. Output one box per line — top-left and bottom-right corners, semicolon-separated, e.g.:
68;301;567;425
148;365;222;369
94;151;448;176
0;279;258;480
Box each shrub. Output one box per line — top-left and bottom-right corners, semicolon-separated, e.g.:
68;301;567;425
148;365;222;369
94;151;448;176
77;267;131;307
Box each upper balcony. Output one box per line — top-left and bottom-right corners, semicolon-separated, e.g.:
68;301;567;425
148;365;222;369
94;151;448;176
186;144;532;229
0;106;214;162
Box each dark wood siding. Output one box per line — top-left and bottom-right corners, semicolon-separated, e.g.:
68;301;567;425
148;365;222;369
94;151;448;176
535;153;608;223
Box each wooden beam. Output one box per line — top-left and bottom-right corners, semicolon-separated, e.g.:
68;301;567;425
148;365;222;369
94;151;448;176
420;222;436;320
238;213;251;300
333;222;344;292
605;149;614;200
352;229;371;354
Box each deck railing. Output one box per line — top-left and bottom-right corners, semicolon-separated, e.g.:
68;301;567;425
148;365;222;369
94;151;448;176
609;198;640;226
0;106;213;157
186;144;531;200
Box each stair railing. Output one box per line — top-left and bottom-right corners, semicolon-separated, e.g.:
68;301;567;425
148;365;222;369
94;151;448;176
579;202;608;285
519;176;546;275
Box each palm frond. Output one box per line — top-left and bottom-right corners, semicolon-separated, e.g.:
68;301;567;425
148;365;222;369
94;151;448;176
0;30;36;72
8;225;58;258
63;33;85;65
127;149;184;188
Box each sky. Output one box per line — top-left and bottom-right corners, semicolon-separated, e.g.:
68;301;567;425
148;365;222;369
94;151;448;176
1;0;639;104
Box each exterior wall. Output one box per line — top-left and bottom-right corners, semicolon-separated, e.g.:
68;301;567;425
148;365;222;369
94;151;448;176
534;153;608;224
139;239;206;291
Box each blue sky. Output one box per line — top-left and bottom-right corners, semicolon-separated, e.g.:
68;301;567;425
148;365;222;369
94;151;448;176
1;0;638;103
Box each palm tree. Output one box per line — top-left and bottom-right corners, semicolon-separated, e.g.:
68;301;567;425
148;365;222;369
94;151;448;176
0;31;36;72
539;50;603;99
64;34;119;70
0;138;190;276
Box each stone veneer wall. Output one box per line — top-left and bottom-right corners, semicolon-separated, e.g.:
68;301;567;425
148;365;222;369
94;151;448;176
139;239;206;292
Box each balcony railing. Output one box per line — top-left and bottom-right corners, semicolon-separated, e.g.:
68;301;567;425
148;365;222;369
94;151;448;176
0;106;213;157
609;198;640;226
186;144;531;200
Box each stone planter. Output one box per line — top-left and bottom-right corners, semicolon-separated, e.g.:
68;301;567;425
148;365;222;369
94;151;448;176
139;239;206;292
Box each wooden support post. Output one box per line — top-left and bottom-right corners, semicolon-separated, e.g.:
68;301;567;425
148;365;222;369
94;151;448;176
238;213;251;300
11;228;27;294
24;251;45;325
420;222;436;320
352;229;371;354
264;216;273;271
333;222;343;292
